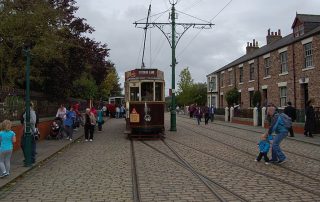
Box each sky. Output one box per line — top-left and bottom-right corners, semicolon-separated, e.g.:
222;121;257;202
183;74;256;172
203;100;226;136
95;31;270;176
75;0;320;94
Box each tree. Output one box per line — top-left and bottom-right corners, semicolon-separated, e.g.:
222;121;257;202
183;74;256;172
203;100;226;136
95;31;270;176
72;73;98;100
225;88;240;107
177;67;193;94
99;67;122;100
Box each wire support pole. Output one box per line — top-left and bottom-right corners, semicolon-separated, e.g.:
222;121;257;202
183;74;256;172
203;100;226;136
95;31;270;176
170;2;177;131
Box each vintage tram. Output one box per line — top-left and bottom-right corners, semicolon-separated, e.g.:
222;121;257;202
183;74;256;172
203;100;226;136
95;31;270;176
124;68;165;138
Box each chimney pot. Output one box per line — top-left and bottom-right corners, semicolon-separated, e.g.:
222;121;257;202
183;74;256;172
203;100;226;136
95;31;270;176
275;32;277;36
278;29;281;36
268;29;270;36
250;43;252;47
247;42;249;47
256;41;258;47
271;32;274;36
253;39;255;46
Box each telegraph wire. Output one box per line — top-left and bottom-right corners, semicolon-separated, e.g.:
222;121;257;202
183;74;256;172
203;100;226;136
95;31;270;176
177;0;233;57
176;10;211;23
181;0;204;12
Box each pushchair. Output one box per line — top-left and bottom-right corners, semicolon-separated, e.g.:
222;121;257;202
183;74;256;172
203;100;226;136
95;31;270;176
47;118;64;140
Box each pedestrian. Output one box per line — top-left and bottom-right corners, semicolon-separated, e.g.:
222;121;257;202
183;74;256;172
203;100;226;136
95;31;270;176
255;133;271;165
102;105;107;117
266;105;289;164
116;105;120;119
0;120;16;177
64;106;76;141
90;106;97;117
97;109;104;132
21;102;37;164
84;108;96;142
120;105;125;118
284;101;296;137
56;104;67;121
204;107;210;125
194;107;202;125
304;99;315;138
209;105;215;122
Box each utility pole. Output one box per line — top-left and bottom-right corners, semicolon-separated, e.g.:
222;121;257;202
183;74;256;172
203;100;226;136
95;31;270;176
24;47;32;167
134;0;213;131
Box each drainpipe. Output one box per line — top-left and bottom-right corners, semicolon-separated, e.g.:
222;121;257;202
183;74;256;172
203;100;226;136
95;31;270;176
292;44;297;108
257;57;260;92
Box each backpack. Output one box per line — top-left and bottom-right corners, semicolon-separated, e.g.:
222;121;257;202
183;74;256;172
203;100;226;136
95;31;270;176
279;113;292;129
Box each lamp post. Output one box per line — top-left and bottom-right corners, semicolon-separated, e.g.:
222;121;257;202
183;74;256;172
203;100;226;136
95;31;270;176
23;47;32;167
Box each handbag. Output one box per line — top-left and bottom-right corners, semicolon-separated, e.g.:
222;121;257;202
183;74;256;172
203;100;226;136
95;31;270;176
34;128;40;140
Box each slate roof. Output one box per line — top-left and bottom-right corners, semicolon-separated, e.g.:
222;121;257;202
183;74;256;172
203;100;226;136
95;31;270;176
207;14;320;76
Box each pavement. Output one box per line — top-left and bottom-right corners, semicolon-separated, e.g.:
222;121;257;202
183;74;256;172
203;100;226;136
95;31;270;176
0;115;319;190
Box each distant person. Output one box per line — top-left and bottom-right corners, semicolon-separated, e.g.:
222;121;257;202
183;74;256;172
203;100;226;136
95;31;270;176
64;106;76;141
0;120;16;177
56;104;67;121
97;109;104;132
255;133;270;165
204;107;210;125
209;105;215;122
284;101;296;137
84;108;96;142
304;99;315;138
194;107;202;125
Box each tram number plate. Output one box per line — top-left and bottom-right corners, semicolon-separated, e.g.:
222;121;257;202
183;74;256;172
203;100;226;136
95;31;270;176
130;113;140;123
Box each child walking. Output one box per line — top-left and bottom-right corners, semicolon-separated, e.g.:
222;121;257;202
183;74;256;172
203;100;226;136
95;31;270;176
255;133;271;165
0;120;16;177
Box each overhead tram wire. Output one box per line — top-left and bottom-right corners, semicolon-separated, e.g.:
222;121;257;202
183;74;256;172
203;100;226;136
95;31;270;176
141;4;152;69
181;0;204;12
177;0;233;57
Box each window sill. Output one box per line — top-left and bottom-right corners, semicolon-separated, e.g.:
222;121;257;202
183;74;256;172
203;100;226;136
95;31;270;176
228;84;233;87
302;66;315;71
238;82;243;85
279;72;288;76
263;76;271;80
248;80;255;83
221;86;225;89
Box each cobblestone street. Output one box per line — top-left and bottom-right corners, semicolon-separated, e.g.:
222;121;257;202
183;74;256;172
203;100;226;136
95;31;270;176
0;114;319;201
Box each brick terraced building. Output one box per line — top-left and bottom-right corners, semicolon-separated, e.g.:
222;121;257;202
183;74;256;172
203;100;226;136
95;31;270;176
207;13;320;110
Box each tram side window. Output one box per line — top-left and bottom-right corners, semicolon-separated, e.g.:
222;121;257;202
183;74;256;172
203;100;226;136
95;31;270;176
155;82;163;101
141;82;154;101
130;87;139;101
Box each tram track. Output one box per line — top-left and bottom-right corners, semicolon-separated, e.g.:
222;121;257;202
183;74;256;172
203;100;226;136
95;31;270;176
164;136;320;197
175;122;320;184
141;140;249;202
178;115;320;163
130;140;141;202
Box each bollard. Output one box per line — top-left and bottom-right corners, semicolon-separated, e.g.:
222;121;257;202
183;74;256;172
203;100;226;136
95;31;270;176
253;107;258;126
261;107;266;128
230;107;234;122
225;107;229;122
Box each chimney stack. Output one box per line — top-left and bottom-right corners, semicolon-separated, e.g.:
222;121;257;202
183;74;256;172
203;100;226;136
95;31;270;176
266;29;282;44
246;39;259;55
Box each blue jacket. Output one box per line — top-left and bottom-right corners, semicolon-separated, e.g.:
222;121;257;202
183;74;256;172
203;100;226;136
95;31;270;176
268;113;288;135
64;110;76;127
258;140;270;153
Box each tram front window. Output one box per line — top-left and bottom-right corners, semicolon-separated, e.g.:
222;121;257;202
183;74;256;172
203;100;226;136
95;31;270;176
155;82;163;101
141;82;153;101
130;87;139;101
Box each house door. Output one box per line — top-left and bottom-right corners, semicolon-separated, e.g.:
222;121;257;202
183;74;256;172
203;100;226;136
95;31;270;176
303;83;309;108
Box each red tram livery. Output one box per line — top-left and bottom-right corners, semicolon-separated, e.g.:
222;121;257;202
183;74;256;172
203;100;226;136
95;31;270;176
124;69;165;138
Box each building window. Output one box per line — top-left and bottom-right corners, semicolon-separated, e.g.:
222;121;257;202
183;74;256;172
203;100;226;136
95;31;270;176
264;57;270;76
280;51;288;73
211;77;216;91
249;63;254;80
249;91;254;107
279;86;287;107
294;24;304;37
239;67;243;83
228;71;232;85
221;73;224;87
304;42;313;68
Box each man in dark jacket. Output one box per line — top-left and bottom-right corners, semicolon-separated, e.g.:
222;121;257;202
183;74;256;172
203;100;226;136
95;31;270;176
284;101;296;137
304;99;315;137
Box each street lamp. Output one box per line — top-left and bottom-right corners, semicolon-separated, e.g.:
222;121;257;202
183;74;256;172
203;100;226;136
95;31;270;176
23;46;32;167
